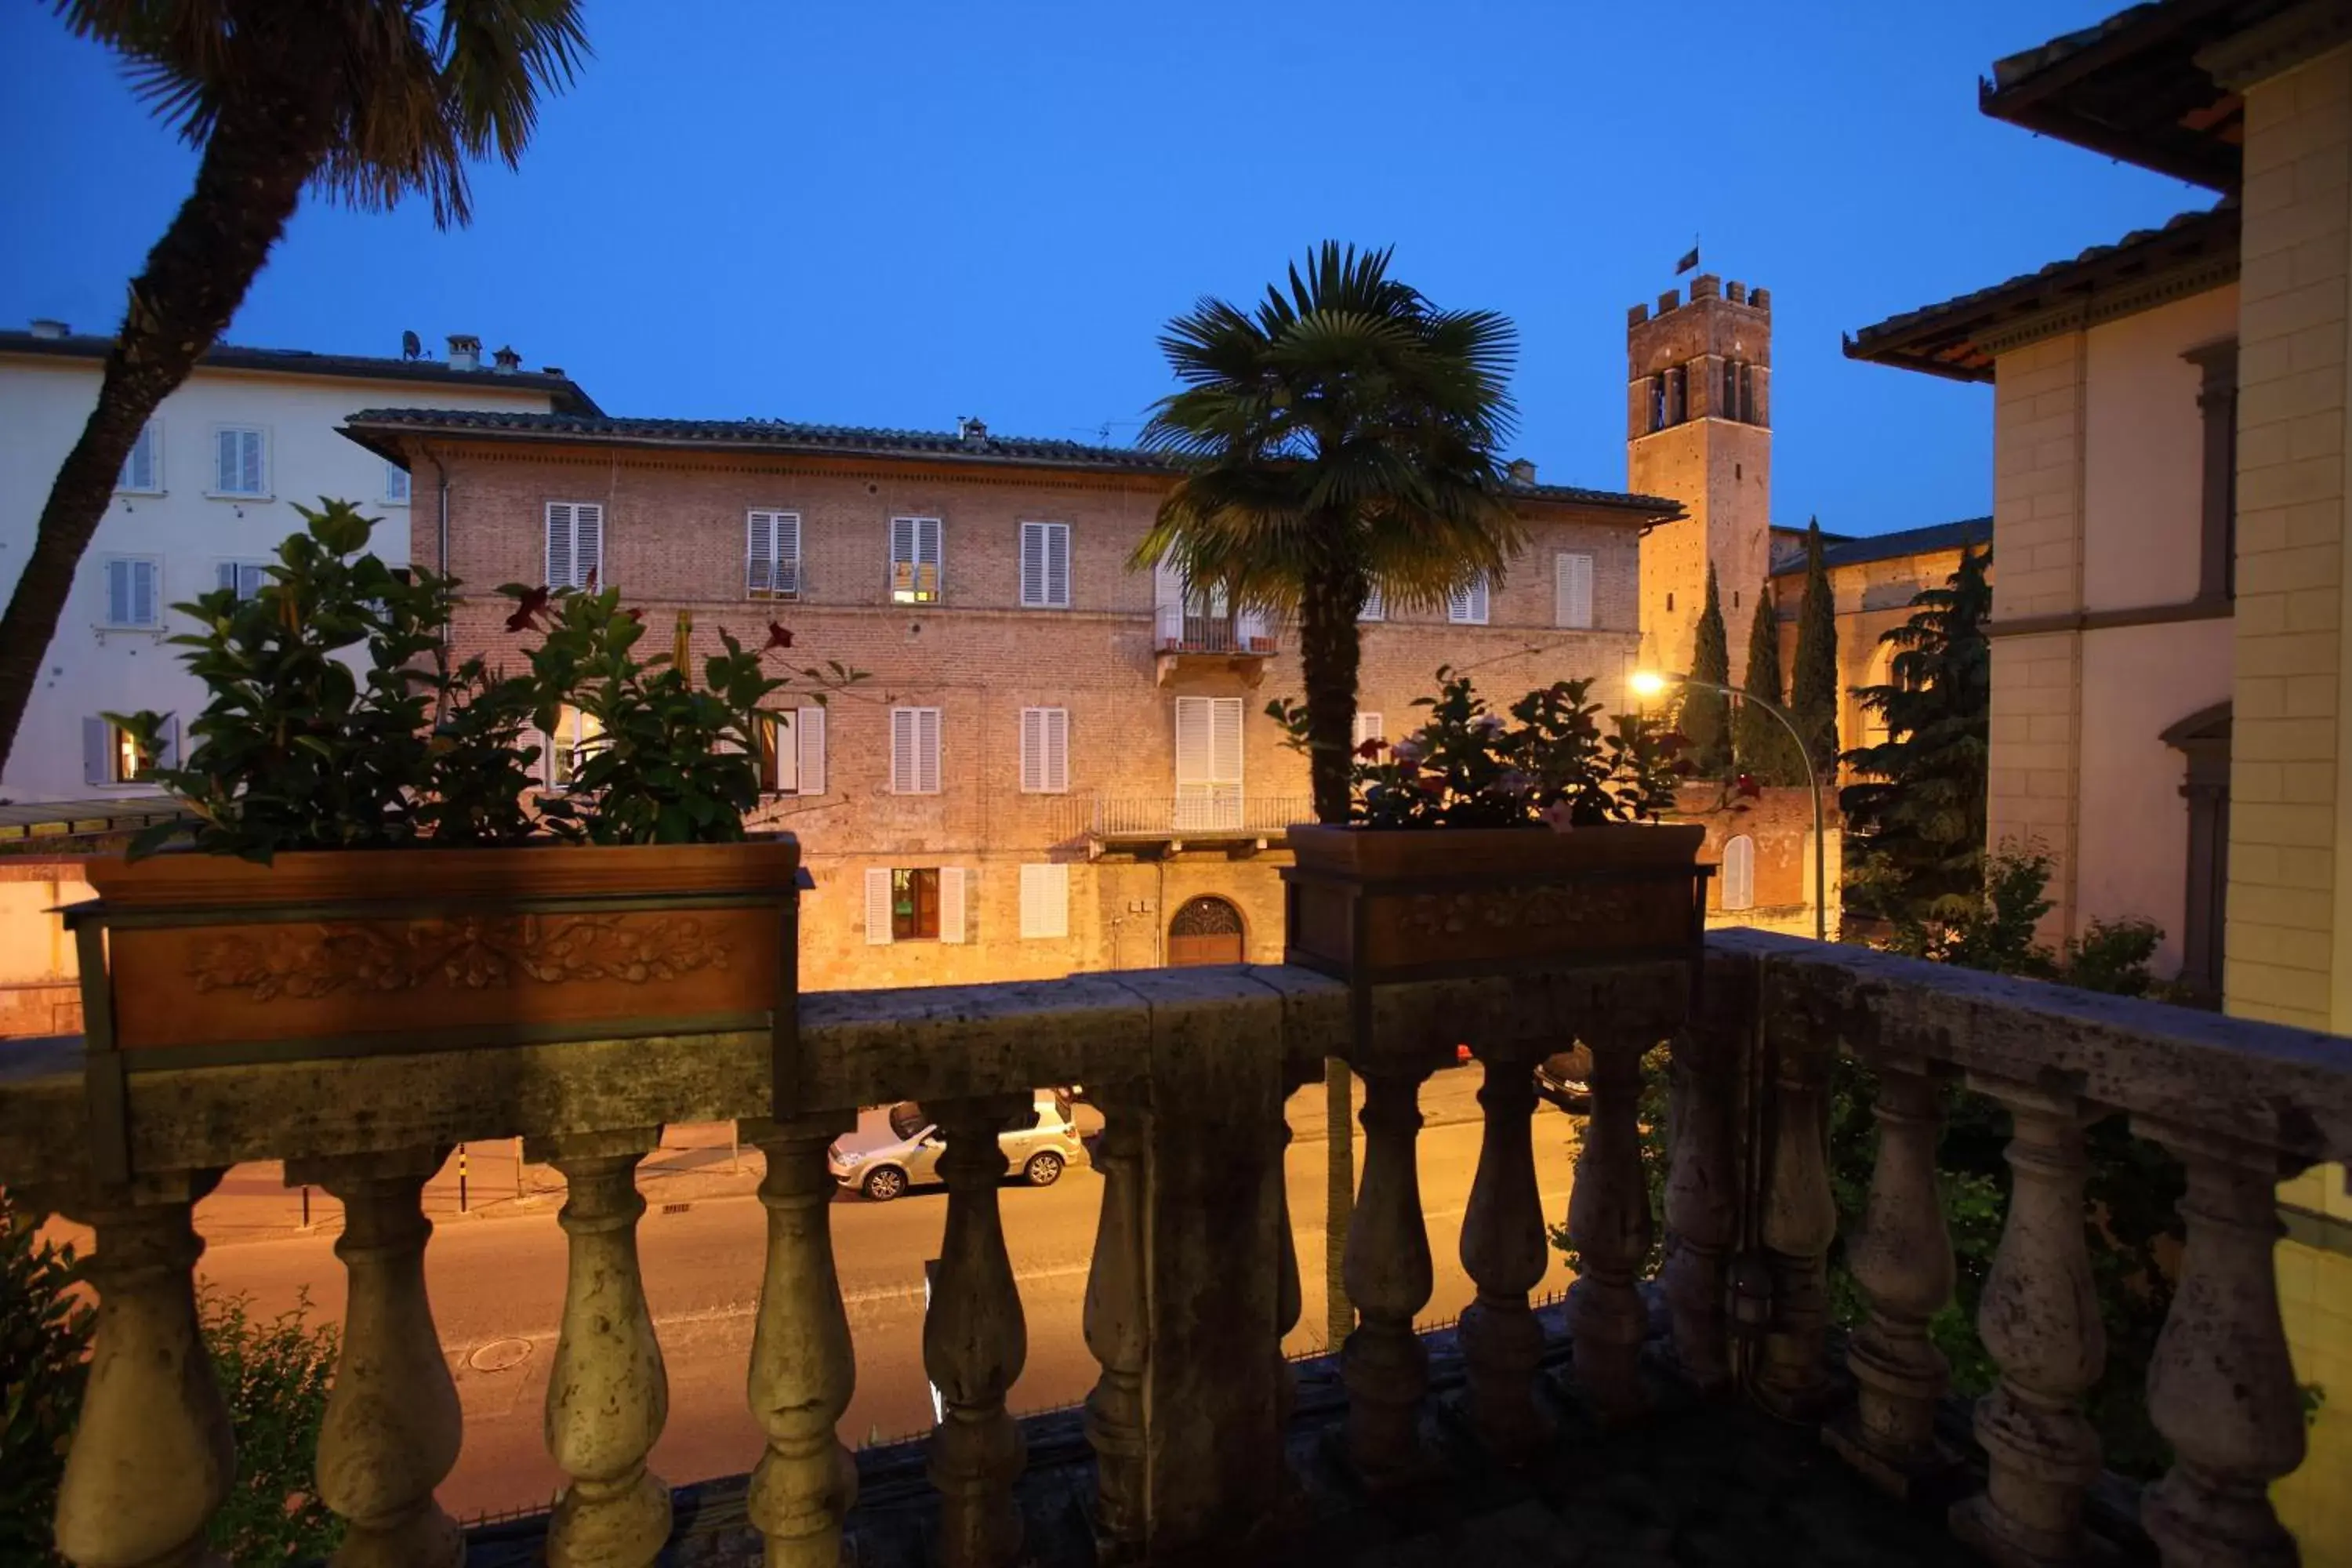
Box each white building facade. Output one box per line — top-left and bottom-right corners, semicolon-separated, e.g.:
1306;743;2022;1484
0;325;597;800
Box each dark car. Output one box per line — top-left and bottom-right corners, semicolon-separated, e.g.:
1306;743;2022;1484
1534;1044;1593;1111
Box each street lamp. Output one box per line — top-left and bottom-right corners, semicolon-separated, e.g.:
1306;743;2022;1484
1631;670;1828;944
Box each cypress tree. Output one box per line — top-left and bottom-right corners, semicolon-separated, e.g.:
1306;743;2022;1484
1682;562;1733;774
1840;544;1994;926
1792;518;1840;770
1737;586;1798;784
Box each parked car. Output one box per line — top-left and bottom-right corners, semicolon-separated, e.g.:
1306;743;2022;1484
828;1091;1084;1201
1534;1045;1593;1112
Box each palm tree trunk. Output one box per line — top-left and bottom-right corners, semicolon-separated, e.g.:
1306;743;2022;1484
0;92;331;779
1298;538;1367;1346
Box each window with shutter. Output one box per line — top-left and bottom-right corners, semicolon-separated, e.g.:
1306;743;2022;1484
546;706;603;789
85;716;153;784
748;510;802;599
118;423;161;493
866;868;896;945
104;557;159;627
212;427;266;496
938;867;967;943
795;705;826;795
1448;575;1489;625
383;462;412;504
1722;834;1756;912
891;707;942;794
546;502;605;590
891;517;942;602
216;560;268;601
1020;707;1069;793
1019;522;1071;608
1019;863;1070;939
758;711;799;793
1352;712;1385;751
1174;696;1243;829
1359;583;1385;622
1555;552;1594;629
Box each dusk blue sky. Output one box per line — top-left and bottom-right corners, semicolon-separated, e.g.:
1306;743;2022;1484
2;2;2211;539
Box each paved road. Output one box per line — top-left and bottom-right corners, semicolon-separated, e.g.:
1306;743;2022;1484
183;1072;1580;1522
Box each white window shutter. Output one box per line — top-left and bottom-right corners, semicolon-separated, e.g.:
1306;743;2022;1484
891;710;915;793
796;705;826;795
575;503;604;588
1723;834;1756;912
747;511;773;596
216;561;238;595
920;708;942;793
1045;708;1068;792
1353;712;1384;749
156;717;179;770
1557;552;1594;629
866;868;895;945
1019;863;1069;939
1020;523;1046;608
107;560;131;626
546;503;573;588
939;867;967;943
1174;697;1210;786
1360;583;1385;621
1047;523;1070;608
83;717;108;786
1020;708;1045;792
239;430;263;495
120;424;158;492
1210;696;1243;786
891;517;915;594
920;517;942;598
214;429;236;492
776;513;800;596
384;461;410;503
1153;552;1185;609
1450;575;1490;625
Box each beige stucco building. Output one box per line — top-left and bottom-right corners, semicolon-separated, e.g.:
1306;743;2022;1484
1849;1;2352;1552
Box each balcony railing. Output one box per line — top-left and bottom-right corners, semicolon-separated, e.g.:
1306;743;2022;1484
1087;794;1312;841
1152;604;1277;655
3;931;2347;1566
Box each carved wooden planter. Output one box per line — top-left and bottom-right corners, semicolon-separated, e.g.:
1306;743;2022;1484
1280;822;1710;983
68;837;801;1178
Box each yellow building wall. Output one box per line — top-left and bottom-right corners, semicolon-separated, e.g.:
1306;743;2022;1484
2220;39;2352;1563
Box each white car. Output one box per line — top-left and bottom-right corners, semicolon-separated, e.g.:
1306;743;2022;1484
827;1091;1084;1201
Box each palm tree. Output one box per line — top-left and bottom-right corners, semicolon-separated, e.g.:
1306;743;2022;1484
1133;242;1520;1348
0;1;590;778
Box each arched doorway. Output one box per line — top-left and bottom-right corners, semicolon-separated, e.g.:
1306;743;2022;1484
1167;895;1245;966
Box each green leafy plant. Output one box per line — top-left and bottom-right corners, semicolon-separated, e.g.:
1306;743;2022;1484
1;1192;93;1566
1267;666;1687;829
201;1291;340;1564
111;505;864;858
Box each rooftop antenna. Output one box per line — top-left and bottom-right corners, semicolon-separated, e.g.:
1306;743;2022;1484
401;328;423;361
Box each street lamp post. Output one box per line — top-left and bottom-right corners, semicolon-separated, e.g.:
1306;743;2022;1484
1632;671;1828;944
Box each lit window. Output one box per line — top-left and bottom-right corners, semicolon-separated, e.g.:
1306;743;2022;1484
546;706;604;789
891;868;941;941
891;517;942;603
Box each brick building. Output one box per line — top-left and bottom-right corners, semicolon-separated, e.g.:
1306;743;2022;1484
345;409;1675;990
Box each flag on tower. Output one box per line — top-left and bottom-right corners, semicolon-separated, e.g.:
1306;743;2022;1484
1675;245;1700;274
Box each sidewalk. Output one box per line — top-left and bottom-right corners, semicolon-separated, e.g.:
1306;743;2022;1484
162;1061;1507;1248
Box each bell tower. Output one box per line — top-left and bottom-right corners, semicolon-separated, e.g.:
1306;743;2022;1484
1628;274;1773;677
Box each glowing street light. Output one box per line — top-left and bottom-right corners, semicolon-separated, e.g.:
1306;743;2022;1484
1634;670;1827;944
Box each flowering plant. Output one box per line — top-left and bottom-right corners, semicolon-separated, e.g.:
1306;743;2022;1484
1269;666;1690;830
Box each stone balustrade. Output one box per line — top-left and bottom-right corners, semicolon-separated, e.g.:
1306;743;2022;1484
2;934;2349;1568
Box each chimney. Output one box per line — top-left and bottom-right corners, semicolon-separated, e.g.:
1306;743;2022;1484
540;365;565;377
492;345;521;374
957;416;989;444
27;318;68;339
445;334;481;372
1507;458;1537;487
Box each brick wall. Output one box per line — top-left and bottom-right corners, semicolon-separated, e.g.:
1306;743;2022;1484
2227;43;2352;1033
419;441;1643;990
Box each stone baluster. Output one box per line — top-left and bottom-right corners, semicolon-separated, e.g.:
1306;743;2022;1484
49;1173;234;1568
1832;1055;1955;1491
1459;1042;1553;1459
1083;1087;1149;1548
531;1128;670;1568
1950;1081;2103;1566
925;1095;1032;1568
744;1112;859;1568
289;1147;464;1568
1341;1063;1436;1482
1661;1023;1737;1393
1567;1029;1653;1422
1274;1102;1303;1432
2138;1122;2305;1568
1754;1025;1836;1421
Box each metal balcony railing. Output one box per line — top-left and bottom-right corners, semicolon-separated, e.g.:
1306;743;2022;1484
1152;604;1277;655
1087;795;1312;839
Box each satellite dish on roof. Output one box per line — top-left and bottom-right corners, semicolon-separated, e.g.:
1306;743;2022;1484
401;329;422;361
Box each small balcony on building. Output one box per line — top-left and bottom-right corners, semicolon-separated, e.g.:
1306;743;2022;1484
1083;793;1310;856
5;931;2347;1568
1153;601;1279;685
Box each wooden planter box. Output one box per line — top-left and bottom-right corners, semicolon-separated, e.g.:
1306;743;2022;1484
1280;822;1710;983
68;837;802;1179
